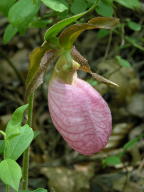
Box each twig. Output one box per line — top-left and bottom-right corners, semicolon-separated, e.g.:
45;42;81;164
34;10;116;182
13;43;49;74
103;30;113;61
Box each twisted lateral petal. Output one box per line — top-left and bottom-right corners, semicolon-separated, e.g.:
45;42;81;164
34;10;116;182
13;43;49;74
48;76;112;155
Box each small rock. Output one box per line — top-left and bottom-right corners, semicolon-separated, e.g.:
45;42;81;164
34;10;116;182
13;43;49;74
127;94;144;118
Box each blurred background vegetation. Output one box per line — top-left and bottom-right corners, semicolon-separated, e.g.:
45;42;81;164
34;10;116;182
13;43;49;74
0;0;144;191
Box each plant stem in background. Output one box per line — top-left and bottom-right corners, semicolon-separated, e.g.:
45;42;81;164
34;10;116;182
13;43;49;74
22;93;34;190
103;30;113;61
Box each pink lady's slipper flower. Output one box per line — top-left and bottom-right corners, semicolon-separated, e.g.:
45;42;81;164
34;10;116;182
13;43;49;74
48;55;112;155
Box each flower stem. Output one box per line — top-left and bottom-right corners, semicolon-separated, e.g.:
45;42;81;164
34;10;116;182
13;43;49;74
22;93;34;190
6;185;9;192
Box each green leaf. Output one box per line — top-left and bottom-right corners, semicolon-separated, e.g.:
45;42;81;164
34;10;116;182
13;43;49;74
33;189;48;192
88;16;119;27
87;79;98;86
29;17;53;28
3;24;18;44
71;0;88;14
8;0;40;30
114;0;140;9
105;0;113;4
0;159;22;191
125;36;144;51
96;0;114;16
19;191;31;192
59;17;119;49
44;4;97;41
41;0;68;12
97;29;109;39
0;0;16;16
5;124;34;160
87;0;97;4
20;189;48;192
33;130;40;139
0;140;4;154
116;56;131;67
123;137;139;151
103;155;121;166
127;19;141;31
5;104;28;139
57;10;69;20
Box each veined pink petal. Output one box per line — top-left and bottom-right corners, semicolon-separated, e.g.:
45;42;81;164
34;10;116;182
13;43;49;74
48;76;112;155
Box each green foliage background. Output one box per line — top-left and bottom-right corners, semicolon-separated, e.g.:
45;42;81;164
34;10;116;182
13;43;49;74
0;0;142;44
